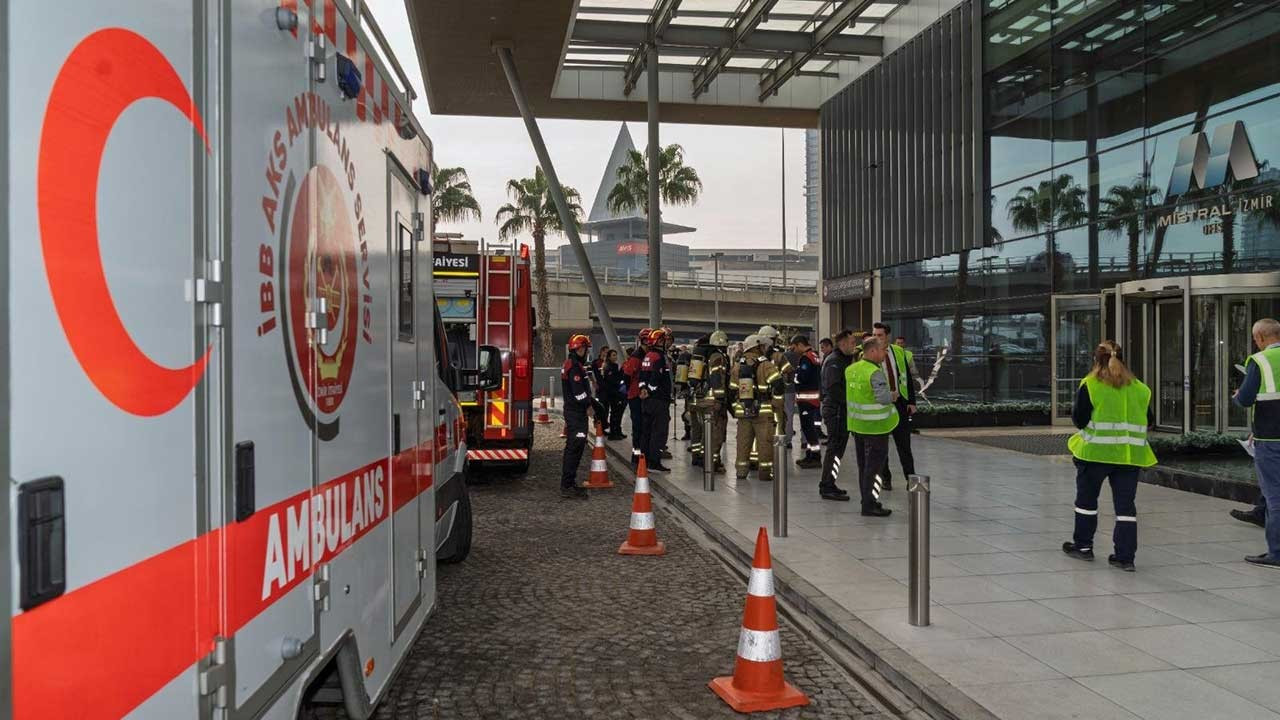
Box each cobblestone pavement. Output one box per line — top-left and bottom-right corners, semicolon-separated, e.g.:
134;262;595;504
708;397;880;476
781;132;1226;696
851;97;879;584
365;422;894;720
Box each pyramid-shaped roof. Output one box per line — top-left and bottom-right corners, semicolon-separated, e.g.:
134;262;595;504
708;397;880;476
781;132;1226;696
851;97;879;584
588;123;640;224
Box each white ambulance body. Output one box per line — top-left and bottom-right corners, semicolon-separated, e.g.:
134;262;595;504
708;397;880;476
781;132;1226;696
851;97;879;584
3;1;490;718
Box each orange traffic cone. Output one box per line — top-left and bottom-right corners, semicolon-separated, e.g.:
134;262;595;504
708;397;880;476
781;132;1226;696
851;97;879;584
583;423;614;489
709;527;810;713
534;396;551;424
618;457;665;556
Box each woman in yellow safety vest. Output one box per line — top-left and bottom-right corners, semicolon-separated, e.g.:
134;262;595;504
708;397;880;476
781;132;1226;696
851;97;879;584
1062;340;1156;572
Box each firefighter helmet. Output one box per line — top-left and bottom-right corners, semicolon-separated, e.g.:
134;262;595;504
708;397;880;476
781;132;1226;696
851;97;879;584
638;328;653;345
743;334;760;349
568;334;591;351
758;325;779;341
648;327;669;348
709;330;729;347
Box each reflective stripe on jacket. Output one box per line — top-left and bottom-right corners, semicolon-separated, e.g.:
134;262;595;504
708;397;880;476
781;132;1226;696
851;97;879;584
845;359;898;435
1067;376;1157;467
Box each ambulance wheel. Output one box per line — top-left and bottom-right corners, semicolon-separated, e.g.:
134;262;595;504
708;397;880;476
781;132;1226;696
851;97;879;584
437;482;472;564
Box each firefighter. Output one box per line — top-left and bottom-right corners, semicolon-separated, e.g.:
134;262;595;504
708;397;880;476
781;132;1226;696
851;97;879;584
675;343;694;442
791;335;822;469
759;325;794;448
732;335;785;481
639;327;674;472
704;330;731;473
686;335;712;466
847;337;895;516
818;331;856;501
623;329;651;467
560;334;597;499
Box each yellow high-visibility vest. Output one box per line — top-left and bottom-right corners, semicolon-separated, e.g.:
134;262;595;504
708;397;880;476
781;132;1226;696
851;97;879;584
1067;376;1157;467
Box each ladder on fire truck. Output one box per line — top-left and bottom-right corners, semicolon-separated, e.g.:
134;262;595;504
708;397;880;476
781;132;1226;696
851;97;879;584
478;239;517;433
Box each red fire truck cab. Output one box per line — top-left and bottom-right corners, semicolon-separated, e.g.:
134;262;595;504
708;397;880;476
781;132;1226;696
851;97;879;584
434;239;536;473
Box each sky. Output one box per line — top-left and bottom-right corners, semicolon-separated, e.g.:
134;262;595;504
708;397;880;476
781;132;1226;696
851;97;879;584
365;0;812;252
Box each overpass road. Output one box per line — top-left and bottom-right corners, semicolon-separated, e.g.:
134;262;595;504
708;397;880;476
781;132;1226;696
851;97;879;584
538;270;819;342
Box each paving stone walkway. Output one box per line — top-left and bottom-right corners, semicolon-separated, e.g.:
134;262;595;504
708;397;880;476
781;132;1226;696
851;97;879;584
359;425;895;720
609;417;1280;720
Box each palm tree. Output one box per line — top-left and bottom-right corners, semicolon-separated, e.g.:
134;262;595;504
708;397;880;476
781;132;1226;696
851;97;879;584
607;144;703;219
1006;173;1087;285
430;165;481;226
1099;179;1160;275
495;166;583;365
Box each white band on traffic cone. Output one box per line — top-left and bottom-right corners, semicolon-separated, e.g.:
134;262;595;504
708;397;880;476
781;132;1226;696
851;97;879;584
630;511;655;530
747;567;775;598
736;628;782;663
634;476;650;494
590;458;607;472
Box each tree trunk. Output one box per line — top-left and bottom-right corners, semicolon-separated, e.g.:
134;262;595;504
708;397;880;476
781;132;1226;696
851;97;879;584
1221;207;1235;274
532;227;554;366
1128;226;1140;276
949;249;971;370
1146;223;1167;278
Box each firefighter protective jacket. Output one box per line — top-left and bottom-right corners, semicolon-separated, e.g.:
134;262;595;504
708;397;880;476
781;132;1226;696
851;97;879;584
640;348;672;401
561;353;594;415
795;349;821;406
623;347;645;400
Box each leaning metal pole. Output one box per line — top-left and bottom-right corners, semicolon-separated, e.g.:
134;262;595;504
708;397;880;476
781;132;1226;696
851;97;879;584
494;44;621;352
646;45;662;328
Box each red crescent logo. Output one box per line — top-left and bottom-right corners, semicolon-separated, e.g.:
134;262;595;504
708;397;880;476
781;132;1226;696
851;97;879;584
38;28;212;417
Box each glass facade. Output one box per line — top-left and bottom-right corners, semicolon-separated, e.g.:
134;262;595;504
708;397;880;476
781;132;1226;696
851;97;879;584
880;0;1280;404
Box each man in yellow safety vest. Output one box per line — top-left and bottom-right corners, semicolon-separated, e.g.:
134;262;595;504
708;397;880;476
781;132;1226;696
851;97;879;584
845;337;896;517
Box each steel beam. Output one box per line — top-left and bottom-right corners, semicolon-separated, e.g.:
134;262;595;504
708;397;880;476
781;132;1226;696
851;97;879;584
564;59;840;78
580;6;818;22
621;0;683;95
647;45;662;328
758;0;876;101
691;0;780;98
494;45;621;352
571;19;883;57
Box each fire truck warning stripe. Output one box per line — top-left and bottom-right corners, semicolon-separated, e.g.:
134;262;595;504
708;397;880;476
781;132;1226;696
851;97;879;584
11;438;448;720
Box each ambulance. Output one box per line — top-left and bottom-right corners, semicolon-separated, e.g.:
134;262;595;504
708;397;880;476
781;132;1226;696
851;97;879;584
434;239;537;473
3;1;497;718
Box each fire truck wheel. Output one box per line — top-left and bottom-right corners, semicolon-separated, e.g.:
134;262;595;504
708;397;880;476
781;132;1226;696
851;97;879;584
437;482;473;564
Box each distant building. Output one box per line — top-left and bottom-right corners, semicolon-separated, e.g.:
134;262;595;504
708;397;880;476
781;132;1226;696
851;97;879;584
558;123;692;274
804;129;820;250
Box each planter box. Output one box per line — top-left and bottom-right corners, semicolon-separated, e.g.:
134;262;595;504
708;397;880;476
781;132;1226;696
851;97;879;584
914;410;1050;429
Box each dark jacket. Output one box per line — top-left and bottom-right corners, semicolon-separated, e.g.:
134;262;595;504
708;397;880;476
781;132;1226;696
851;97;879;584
820;348;853;419
602;360;628;402
640;349;672;402
561;353;593;415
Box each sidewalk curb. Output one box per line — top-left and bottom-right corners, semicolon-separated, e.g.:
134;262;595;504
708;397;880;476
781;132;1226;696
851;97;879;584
599;439;997;720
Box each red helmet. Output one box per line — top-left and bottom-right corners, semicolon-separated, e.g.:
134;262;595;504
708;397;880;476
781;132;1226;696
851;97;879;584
638;328;653;345
648;328;668;348
568;334;591;351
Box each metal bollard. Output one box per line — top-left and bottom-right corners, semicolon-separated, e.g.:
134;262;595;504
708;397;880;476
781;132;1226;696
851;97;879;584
908;474;931;627
702;410;715;492
548;379;556;409
772;433;788;537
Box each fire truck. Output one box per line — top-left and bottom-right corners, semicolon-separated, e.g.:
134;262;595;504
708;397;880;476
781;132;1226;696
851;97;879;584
2;1;497;719
434;239;536;473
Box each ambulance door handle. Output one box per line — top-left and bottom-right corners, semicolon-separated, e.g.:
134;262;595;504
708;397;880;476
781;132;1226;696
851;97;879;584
393;413;401;455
